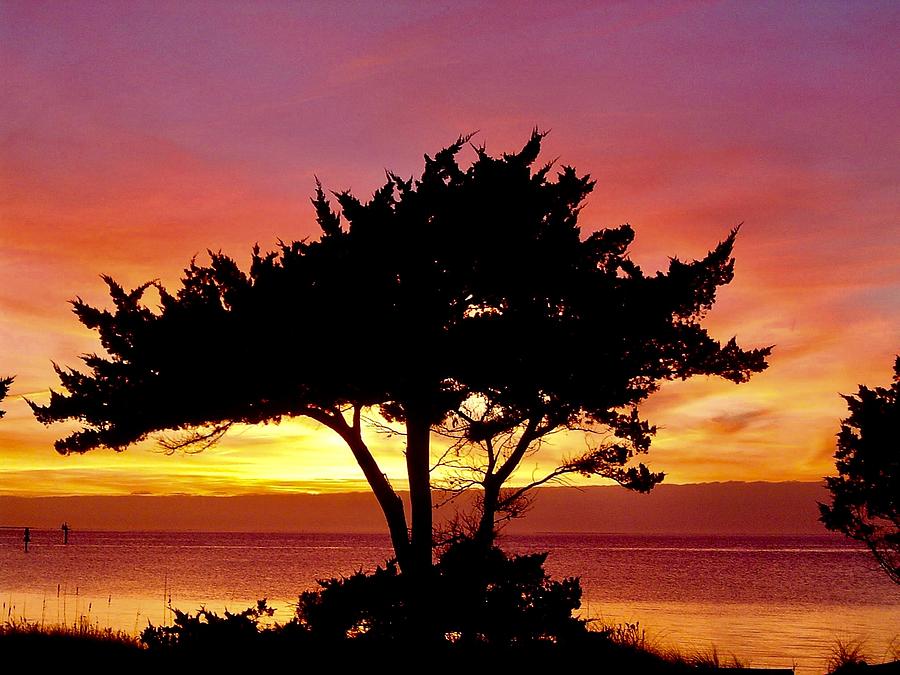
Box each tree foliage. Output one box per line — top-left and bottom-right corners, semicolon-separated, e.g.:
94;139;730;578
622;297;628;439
819;357;900;584
0;376;12;419
30;131;770;572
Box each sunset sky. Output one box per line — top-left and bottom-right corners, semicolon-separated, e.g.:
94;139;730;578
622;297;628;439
1;1;898;497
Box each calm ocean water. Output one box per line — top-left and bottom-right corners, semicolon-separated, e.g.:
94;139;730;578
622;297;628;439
0;529;896;673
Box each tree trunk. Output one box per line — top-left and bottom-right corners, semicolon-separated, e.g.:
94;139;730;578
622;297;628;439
476;479;500;549
339;430;411;571
473;418;540;550
353;447;411;569
403;411;436;641
405;412;433;573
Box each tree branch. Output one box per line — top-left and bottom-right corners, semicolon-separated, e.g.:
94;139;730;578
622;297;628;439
498;465;577;510
157;423;233;454
493;417;542;485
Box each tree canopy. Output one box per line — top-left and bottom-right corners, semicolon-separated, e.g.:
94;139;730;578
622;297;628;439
819;357;900;584
31;131;770;573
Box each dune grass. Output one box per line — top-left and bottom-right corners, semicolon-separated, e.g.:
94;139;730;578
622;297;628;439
588;619;750;670
0;618;145;668
825;635;900;674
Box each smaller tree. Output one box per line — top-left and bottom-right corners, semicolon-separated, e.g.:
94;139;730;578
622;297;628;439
0;376;13;418
819;356;899;584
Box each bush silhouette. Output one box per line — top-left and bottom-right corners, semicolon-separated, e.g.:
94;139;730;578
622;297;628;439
295;538;584;646
141;599;276;652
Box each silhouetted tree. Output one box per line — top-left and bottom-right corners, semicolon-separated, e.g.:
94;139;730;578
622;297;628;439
30;131;769;592
0;376;12;419
819;357;899;584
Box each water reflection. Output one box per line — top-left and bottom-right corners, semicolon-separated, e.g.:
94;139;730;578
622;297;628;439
1;530;896;674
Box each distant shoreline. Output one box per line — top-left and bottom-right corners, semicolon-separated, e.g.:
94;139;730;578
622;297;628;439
0;482;830;535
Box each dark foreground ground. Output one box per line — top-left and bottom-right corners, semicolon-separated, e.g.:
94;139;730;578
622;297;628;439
0;629;752;671
6;628;898;674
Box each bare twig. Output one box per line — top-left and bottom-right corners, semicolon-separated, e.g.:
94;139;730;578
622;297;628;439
157;423;233;454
